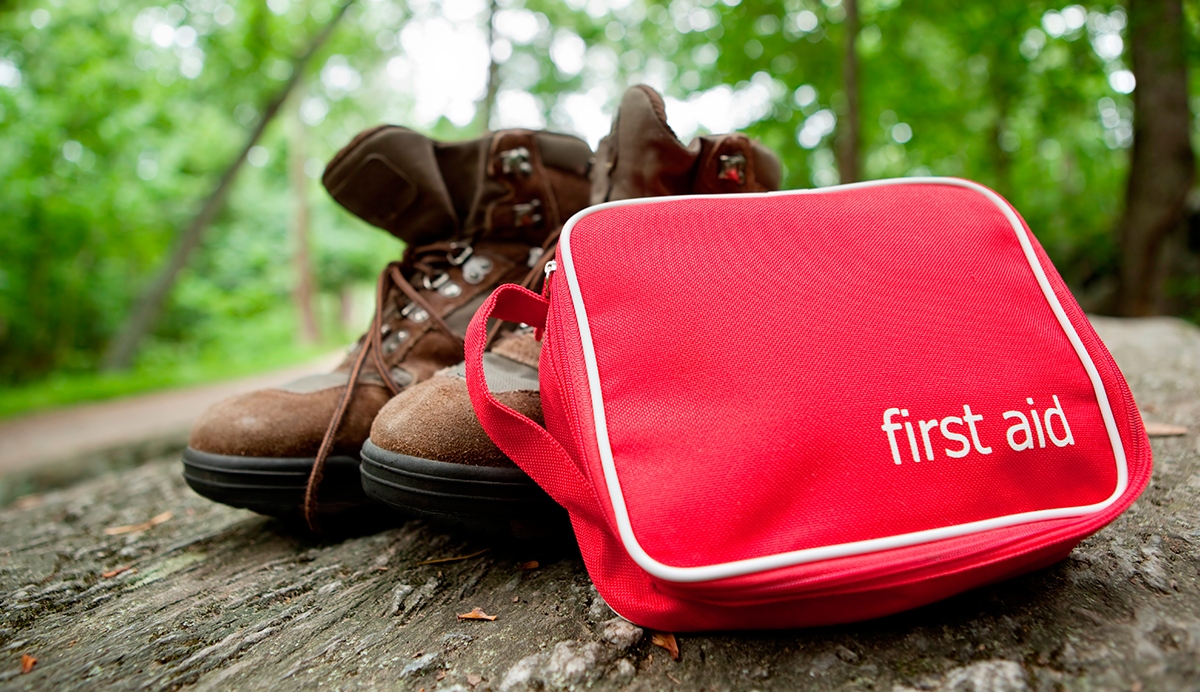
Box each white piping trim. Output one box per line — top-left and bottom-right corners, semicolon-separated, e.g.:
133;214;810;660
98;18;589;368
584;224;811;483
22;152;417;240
557;177;1128;584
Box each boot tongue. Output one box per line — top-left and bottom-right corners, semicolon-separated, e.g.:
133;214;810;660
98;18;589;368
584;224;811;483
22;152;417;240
323;127;459;246
433;137;489;237
592;85;698;204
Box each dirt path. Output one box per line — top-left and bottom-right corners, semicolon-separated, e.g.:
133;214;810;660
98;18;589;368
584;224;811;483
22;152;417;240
0;352;343;501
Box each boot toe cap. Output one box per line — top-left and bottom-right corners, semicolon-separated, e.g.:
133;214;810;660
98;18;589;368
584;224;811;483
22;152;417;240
369;375;542;468
188;382;391;459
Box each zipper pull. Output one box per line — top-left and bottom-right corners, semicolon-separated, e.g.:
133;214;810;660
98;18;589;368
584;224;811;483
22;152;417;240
537;260;557;340
541;259;557;301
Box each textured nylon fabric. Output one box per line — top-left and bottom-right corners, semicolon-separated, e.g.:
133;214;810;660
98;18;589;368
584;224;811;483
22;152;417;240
566;184;1121;568
467;180;1152;631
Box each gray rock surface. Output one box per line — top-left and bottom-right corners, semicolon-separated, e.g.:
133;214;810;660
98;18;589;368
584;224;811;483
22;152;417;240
0;316;1197;690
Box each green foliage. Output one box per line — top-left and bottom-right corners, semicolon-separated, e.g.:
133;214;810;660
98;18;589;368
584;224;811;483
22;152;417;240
506;0;1166;306
1;0;1196;412
0;0;397;390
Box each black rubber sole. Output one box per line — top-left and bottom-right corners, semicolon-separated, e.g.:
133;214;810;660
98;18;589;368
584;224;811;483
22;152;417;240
360;439;568;536
182;447;370;519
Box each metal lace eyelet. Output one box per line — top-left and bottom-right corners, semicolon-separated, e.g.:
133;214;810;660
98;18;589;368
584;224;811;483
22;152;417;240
461;255;493;285
527;247;544;268
380;324;391;336
401;302;428;322
447;244;473;266
382;329;409;354
718;153;747;185
500;147;533;177
514;199;544;227
422;272;450;291
439;282;462;298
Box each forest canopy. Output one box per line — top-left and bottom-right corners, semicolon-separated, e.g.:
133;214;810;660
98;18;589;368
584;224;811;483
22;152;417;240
0;0;1197;404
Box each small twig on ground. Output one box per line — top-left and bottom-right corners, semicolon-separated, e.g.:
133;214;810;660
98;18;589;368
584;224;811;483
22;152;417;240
104;511;173;535
1144;422;1188;437
415;549;489;566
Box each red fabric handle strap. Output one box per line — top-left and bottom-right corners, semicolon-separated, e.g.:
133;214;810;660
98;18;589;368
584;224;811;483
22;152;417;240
465;284;596;514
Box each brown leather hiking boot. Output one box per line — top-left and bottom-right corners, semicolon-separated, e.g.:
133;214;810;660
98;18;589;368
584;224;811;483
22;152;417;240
358;85;782;534
182;127;592;530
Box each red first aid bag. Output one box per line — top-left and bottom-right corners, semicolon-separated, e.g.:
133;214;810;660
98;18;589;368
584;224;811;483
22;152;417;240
465;178;1151;631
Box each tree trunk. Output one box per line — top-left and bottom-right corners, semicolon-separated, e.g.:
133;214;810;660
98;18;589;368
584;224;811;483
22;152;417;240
1114;0;1194;316
340;286;356;330
100;1;353;370
836;0;860;184
989;101;1013;201
290;90;321;345
480;0;500;132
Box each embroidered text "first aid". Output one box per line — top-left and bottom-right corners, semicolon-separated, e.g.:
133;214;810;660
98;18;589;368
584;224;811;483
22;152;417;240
880;396;1075;465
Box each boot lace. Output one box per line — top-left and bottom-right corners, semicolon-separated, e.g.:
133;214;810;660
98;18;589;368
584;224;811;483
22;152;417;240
302;234;561;531
303;242;468;531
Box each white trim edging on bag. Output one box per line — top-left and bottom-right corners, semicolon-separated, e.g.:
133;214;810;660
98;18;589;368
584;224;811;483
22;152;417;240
556;177;1129;584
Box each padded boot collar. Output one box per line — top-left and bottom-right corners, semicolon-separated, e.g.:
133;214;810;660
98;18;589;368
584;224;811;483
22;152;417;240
590;85;783;204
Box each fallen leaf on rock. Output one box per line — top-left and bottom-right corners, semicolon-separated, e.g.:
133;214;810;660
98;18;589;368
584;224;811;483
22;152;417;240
519;561;539;570
104;511;172;535
415;548;489;566
651;632;680;661
512;595;519;603
1145;422;1188;437
467;673;482;686
457;607;497;621
21;654;36;674
101;565;133;578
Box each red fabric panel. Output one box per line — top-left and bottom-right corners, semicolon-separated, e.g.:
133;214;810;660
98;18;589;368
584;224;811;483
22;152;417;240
468;180;1152;631
566;184;1120;568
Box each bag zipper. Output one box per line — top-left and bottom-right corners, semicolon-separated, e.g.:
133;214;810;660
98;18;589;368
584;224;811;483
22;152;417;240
542;260;557;300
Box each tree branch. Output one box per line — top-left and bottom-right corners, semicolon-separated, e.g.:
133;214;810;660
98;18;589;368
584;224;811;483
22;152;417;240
101;0;354;370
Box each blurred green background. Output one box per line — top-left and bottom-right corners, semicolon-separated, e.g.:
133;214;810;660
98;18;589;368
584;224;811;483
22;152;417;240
0;0;1196;417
